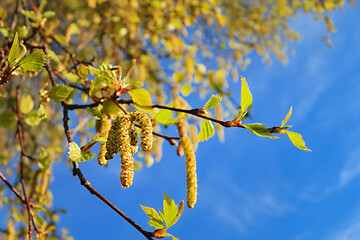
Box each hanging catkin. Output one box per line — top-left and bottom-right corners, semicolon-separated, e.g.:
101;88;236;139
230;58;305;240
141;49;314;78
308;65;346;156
129;121;139;155
105;117;121;160
130;111;153;152
178;119;197;208
118;115;134;188
96;115;111;165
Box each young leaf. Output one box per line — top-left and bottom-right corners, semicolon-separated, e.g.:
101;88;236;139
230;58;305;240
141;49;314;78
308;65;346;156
64;72;80;83
17;50;47;71
20;93;34;114
0;110;17;129
286;131;311;151
281;106;292;127
197;119;215;142
243;123;278;139
7;32;19;67
48;85;73;102
86;104;102;118
24;111;41;126
241;77;252;114
128;89;153;113
204;95;222;111
68;142;95;162
180;83;192;96
89;77;109;96
155;109;179;126
140;205;164;229
37;104;46;120
163;192;178;229
102;100;122;117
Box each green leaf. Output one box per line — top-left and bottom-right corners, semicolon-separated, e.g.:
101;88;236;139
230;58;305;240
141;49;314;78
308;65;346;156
163;192;178;228
86;104;102;118
129;88;152;107
16;26;28;38
42;11;55;19
0;110;17;128
7;32;20;67
173;71;185;83
102;100;122;117
170;235;180;240
204;95;222;111
89;77;109;96
128;89;153;113
286;131;311;151
36;104;47;120
68;142;95;162
155;109;178;126
17;50;47;71
48;85;73;102
20;93;34;114
24;111;41;126
243;123;278;139
21;10;40;21
133;160;143;171
68;142;82;161
140;205;165;229
197;120;215;142
37;148;50;172
64;72;80;83
0;27;12;38
46;49;60;63
281;106;292;127
241;77;252;115
180;83;192;96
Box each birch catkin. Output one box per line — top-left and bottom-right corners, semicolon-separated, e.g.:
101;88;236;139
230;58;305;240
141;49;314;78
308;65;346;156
118;115;134;188
129;121;139;155
178;119;197;208
97;115;111;165
180;136;197;208
105;117;121;160
130;111;153;152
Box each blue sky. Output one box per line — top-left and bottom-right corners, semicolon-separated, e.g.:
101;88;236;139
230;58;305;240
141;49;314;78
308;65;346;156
51;3;360;240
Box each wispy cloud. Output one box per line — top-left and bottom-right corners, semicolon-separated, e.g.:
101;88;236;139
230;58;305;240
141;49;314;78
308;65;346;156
201;180;295;232
299;143;360;203
323;210;360;240
339;145;360;187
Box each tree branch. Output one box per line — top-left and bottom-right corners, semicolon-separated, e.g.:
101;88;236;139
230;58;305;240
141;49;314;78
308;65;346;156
16;82;34;239
0;172;25;203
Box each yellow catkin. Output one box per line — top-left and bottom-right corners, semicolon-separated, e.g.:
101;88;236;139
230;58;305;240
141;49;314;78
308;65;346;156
98;143;107;165
97;115;111;165
105;117;121;160
129;121;139;155
180;136;197;208
118;115;134;188
130;111;153;152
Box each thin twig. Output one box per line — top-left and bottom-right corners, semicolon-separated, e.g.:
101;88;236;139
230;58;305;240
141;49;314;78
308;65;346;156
16;82;34;239
0;172;25;202
20;179;33;240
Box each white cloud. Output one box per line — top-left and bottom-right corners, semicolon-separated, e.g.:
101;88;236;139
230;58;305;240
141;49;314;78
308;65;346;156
201;180;295;232
339;145;360;187
323;210;360;240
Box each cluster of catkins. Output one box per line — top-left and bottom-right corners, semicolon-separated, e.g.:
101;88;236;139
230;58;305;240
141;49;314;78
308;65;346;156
97;111;153;188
